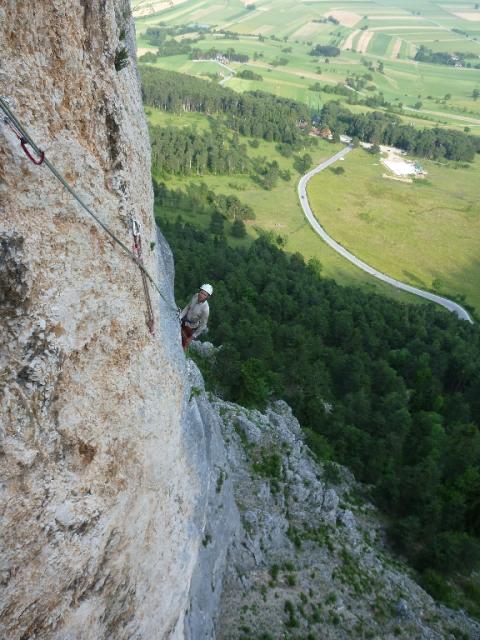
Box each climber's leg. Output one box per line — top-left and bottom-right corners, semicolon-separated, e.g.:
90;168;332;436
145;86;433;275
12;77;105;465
181;324;194;351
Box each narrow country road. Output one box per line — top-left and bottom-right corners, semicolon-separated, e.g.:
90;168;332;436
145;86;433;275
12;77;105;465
298;147;474;323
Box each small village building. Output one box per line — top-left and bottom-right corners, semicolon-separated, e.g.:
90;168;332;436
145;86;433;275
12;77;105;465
309;126;332;139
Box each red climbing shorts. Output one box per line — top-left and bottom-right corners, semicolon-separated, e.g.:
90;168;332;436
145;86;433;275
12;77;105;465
181;323;194;350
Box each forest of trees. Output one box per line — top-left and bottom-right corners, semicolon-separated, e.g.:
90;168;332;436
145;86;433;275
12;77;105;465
149;127;297;185
318;82;351;96
154;180;256;221
141;40;193;58
140;66;310;143
320;101;480;161
143;23;209;47
141;26;250;60
312;82;392;111
237;69;263;81
414;45;480;68
140;67;480;162
163;217;480;605
309;44;341;57
149;127;252;176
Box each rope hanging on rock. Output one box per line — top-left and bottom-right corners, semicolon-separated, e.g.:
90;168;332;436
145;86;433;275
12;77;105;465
0;96;177;332
131;218;155;335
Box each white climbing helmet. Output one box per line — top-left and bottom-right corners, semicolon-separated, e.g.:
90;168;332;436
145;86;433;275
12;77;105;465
200;283;213;296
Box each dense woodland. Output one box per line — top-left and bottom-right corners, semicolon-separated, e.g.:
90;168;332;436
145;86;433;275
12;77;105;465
149;128;297;185
140;66;310;143
140;67;480;162
237;69;263;81
321;101;480;161
414;45;480;68
164;218;480;608
190;47;249;62
143;23;209;46
149;127;252;176
309;45;341;57
314;81;396;111
154;180;256;221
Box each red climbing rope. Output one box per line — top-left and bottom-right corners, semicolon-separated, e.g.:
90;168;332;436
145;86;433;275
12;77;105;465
131;218;155;335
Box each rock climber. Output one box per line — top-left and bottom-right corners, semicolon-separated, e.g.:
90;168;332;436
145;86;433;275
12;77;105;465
179;284;213;351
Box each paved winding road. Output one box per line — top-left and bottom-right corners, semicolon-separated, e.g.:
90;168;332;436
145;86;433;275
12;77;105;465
298;147;474;323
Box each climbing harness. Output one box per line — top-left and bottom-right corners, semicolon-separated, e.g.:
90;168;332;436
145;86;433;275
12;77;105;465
0;96;178;332
131;217;155;335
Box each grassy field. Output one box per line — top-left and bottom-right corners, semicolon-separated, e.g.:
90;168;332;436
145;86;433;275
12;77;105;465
149;109;422;304
134;0;480;312
133;0;480;55
307;147;480;314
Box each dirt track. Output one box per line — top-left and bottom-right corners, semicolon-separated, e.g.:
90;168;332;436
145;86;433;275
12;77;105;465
390;38;402;59
356;30;374;53
342;30;360;50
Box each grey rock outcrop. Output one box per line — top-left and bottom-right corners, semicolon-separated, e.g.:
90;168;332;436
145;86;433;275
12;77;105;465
182;360;241;640
0;3;206;638
182;389;480;640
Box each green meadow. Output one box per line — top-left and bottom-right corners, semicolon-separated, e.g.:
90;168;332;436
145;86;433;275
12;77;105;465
148;109;424;304
307;147;480;314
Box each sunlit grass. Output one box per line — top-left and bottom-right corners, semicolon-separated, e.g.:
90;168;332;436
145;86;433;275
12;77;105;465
307;147;480;313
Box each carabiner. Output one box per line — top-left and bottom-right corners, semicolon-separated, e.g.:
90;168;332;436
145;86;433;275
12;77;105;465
131;218;141;238
20;137;45;166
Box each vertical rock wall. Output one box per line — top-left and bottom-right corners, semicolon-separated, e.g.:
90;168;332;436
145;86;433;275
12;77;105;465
0;2;203;638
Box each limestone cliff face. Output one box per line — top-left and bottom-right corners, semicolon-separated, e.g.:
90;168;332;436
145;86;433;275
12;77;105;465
0;3;205;638
186;361;480;640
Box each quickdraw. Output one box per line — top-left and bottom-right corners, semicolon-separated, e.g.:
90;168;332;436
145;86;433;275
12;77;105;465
20;137;45;165
2;115;45;166
131;217;155;335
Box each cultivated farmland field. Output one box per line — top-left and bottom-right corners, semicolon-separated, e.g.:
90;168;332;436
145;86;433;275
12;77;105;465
134;0;480;313
134;0;480;132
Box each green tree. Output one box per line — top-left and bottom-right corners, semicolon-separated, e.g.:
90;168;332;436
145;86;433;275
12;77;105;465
293;153;313;173
240;357;274;406
231;219;246;238
209;211;225;235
